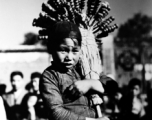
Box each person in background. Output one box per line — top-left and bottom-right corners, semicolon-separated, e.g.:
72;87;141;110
120;78;148;120
2;71;28;120
0;96;7;120
26;72;47;120
0;83;7;120
146;87;152;120
102;80;122;120
39;21;118;120
0;84;6;96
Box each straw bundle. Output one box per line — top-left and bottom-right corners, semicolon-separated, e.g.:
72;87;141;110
32;0;118;87
32;0;118;86
79;28;102;79
33;0;118;96
33;0;118;117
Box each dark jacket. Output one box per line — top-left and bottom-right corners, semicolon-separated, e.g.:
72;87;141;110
2;89;28;120
40;64;116;120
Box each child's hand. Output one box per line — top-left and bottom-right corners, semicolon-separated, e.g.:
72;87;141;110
96;116;109;120
64;80;92;100
86;116;109;120
27;95;37;107
69;80;92;95
69;79;104;95
68;80;90;96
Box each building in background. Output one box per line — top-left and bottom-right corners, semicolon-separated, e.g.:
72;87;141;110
102;35;116;80
0;45;50;92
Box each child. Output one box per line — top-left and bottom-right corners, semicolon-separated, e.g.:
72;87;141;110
26;72;47;120
2;71;28;120
40;21;115;120
120;78;148;120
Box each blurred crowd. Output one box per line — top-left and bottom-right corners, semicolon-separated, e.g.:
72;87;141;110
0;71;152;120
0;71;47;120
101;78;152;120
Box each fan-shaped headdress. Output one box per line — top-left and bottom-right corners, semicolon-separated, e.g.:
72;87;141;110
33;0;118;79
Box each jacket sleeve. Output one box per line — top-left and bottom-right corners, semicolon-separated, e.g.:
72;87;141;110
39;70;86;120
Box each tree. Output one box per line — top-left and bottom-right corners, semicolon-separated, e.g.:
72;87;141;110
21;32;48;46
114;13;152;66
21;32;39;45
114;13;152;47
114;13;152;92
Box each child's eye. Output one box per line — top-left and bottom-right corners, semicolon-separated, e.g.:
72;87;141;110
58;48;69;54
59;49;67;53
57;47;66;51
73;49;79;52
73;47;80;51
73;51;80;55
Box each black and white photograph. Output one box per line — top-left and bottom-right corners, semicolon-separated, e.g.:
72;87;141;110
0;0;152;120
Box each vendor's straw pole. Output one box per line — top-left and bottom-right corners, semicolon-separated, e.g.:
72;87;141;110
80;28;103;117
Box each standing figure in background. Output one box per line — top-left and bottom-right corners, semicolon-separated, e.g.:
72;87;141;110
146;88;152;120
120;78;148;120
0;83;7;120
102;80;122;120
0;84;6;96
26;72;47;120
0;96;7;120
2;71;28;120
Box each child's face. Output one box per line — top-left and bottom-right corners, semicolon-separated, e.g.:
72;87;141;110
52;38;81;71
11;75;24;91
32;77;40;91
131;85;141;96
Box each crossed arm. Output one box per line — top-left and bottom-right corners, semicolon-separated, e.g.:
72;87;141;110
40;71;114;120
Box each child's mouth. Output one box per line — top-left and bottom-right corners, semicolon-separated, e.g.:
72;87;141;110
64;63;73;66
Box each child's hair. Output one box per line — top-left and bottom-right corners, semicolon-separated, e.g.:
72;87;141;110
128;78;141;89
31;72;41;80
47;21;82;54
10;71;24;82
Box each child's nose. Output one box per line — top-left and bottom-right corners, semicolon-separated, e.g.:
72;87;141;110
66;52;73;60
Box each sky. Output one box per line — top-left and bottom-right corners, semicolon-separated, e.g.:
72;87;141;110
0;0;152;47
